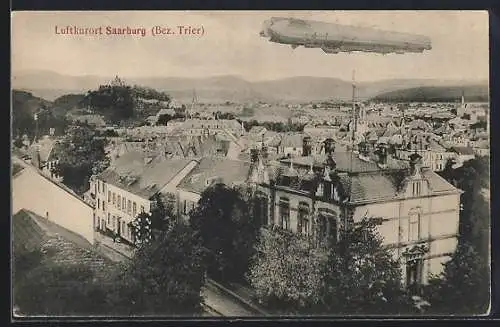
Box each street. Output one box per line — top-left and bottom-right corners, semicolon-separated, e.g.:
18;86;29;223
202;282;255;317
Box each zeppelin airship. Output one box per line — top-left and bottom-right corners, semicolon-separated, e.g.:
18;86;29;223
259;17;432;55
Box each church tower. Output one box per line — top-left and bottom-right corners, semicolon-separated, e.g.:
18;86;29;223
457;90;467;117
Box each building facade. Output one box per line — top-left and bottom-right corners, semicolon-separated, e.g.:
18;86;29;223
249;139;462;288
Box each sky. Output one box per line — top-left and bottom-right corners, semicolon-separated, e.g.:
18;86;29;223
11;11;489;82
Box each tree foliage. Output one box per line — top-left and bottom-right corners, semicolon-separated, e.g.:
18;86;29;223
156;113;185;126
12;90;69;140
83;77;135;123
130;211;153;247
439;157;490;259
248;228;328;312
13;248;110;316
248;218;413;315
130;193;177;246
242;119;305;133
317;218;412;315
189;184;260;282
53;125;109;194
424;242;490;315
106;223;207;316
14;223;207;316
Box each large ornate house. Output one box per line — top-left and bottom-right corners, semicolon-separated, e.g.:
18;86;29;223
248;137;462;288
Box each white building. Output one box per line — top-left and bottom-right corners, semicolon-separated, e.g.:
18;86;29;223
92;152;198;243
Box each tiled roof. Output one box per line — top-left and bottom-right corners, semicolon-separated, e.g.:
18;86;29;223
12;163;25;176
13;210;111;276
280;133;304;148
274;165;458;204
281;152;409;173
98;152;193;199
178;158;251;194
451;146;475;156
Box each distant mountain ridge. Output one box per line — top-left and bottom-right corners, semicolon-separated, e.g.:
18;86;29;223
12;69;488;103
373;85;489;102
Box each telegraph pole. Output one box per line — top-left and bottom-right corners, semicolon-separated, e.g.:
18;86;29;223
351;70;357;151
33;112;39;144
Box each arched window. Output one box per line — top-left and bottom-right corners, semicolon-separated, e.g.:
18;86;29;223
279;197;290;230
297;202;310;235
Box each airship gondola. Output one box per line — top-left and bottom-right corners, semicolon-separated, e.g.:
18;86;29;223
260;17;432;55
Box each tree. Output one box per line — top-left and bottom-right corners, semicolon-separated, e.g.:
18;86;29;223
247;218;413;315
247;227;328;312
106;222;207;316
13;252;109;316
439;157;490;259
424;242;490;314
130;211;153;246
53;125;109;194
189;184;260;282
83;79;136;123
150;193;177;231
317;218;412;315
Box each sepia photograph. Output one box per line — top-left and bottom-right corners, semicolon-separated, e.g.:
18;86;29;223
11;10;490;318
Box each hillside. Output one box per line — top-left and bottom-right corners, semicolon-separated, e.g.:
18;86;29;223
12;70;489;103
372;85;489;102
11;90;67;139
51;94;87;116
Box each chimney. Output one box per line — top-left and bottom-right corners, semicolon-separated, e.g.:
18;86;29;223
250;148;259;164
302;136;312;157
358;141;370;161
261;145;269;162
324;138;335;156
375;142;388;168
144;155;153;165
409;152;423;176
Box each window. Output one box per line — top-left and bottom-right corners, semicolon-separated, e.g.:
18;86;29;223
102;202;106;212
108;191;111;203
122;197;126;211
255;192;269;227
133;202;137;217
315;181;325;197
97;199;100;209
183;200;188;214
113;193;116;205
409;212;421;242
107;213;110;225
279;197;290;230
297;202;310;235
117;195;121;209
406;259;424;291
121;221;126;236
127;200;131;214
112;216;116;230
318;209;338;242
412;181;421;196
140;205;145;213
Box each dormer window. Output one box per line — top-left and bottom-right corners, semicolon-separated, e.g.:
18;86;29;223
412;181;421;196
316;183;324;197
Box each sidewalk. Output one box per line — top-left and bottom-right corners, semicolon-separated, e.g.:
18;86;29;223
208;279;271;316
94;232;135;259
